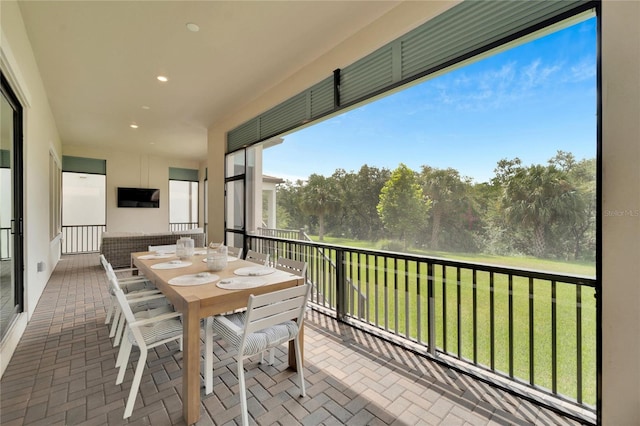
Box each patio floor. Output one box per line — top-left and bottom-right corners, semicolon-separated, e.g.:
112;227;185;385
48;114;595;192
0;254;583;425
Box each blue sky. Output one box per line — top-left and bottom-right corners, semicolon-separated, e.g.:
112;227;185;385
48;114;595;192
263;16;597;184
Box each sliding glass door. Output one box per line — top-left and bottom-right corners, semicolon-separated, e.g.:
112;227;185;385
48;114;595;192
0;73;24;341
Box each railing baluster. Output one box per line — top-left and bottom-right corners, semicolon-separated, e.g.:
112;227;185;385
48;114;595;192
473;269;477;364
442;264;447;353
457;266;462;360
375;255;379;327
552;280;558;394
416;261;422;344
490;271;495;371
394;257;399;334
529;277;535;386
428;262;435;356
577;284;583;404
405;259;410;339
509;274;514;378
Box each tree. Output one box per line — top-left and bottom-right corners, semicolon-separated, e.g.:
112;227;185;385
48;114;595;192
419;166;474;250
300;174;340;241
502;164;580;258
332;165;390;240
377;164;430;250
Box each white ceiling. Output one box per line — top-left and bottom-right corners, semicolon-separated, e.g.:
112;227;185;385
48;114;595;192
18;1;402;161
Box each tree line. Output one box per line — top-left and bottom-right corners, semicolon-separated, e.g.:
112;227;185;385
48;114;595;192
274;151;595;261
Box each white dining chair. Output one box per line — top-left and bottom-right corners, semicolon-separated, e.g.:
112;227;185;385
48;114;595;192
227;245;243;259
113;287;183;419
204;284;311;426
99;255;156;326
244;249;269;266
275;257;307;277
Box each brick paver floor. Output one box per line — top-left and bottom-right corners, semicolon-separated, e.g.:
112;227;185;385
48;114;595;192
1;254;585;425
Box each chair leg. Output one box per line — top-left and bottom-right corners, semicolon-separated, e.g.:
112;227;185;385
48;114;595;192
237;358;249;426
113;313;126;347
109;308;120;338
205;317;213;394
294;338;305;397
123;350;147;419
105;298;114;324
115;331;131;369
116;339;132;385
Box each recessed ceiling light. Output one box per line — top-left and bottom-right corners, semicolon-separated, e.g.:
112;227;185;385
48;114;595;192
130;123;139;129
141;105;150;110
186;22;200;32
157;75;168;82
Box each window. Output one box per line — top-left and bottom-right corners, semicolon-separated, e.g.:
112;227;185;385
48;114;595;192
169;167;199;231
62;172;106;227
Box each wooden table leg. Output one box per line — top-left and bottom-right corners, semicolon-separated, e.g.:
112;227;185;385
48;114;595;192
183;296;200;425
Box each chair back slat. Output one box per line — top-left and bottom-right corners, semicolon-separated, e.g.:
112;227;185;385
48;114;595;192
245;250;269;266
240;285;310;347
275;257;307;277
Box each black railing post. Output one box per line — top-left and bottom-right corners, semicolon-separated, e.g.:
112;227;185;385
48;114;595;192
335;248;347;320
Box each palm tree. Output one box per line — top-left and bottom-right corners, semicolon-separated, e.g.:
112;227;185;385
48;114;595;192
502;164;579;258
300;174;340;241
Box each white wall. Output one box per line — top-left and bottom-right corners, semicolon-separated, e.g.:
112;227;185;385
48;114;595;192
601;0;640;423
0;1;63;376
63;145;200;234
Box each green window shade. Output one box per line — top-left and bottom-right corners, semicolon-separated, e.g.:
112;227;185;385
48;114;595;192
169;167;199;182
62;155;106;174
227;0;591;152
340;45;394;106
228;118;259;152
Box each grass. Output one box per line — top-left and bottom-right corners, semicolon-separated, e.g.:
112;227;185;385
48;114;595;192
305;235;597;406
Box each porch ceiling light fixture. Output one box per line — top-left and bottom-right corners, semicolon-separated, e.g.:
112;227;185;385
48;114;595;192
130;123;139;129
157;75;169;82
186;22;200;32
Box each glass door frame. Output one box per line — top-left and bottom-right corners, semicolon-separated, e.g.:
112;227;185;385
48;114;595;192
224;149;247;252
1;71;24;325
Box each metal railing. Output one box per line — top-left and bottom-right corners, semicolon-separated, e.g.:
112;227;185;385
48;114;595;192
247;233;597;419
170;222;199;232
62;225;106;254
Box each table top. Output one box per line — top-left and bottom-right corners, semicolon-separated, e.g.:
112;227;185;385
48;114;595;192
132;251;304;318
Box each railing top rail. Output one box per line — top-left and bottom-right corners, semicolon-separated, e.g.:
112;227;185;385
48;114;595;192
247;233;597;287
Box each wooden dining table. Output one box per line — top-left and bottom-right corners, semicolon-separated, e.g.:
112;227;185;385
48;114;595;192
131;250;305;425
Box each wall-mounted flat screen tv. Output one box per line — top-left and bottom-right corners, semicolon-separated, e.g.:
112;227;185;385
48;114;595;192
117;187;160;208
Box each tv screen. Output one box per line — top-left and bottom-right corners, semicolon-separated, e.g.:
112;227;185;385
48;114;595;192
117;187;160;208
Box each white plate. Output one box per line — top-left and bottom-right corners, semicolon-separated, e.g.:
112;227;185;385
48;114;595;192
201;256;238;263
216;277;266;290
139;254;174;260
234;266;276;276
194;249;207;255
151;261;193;270
168;273;219;286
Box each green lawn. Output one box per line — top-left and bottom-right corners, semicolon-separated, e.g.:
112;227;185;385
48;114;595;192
305;235;597;406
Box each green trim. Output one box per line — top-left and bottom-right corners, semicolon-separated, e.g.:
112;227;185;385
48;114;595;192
169;167;199;182
0;149;10;168
62;155;106;174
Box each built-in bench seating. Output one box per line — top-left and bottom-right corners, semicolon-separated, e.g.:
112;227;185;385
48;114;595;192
101;229;205;268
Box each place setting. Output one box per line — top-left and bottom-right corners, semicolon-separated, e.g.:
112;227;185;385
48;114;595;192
216;276;267;290
138;253;174;260
150;259;193;269
233;265;276;276
168;272;219;286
